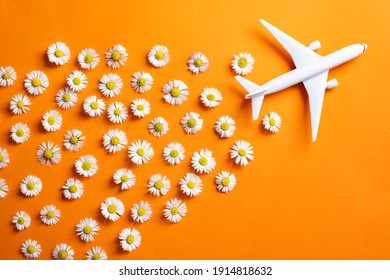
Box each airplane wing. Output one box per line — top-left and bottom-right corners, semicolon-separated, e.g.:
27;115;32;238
260;19;322;68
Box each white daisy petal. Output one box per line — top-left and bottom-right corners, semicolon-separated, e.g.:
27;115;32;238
113;168;136;190
86;246;108;260
103;129;128;153
107;101;128;123
12;211;31;231
231;52;255;75
0;178;9;199
78;48;100;70
128;140;154;165
83;96;106;117
119;228;141;252
21;239;41;259
215;171;237;193
52;243;74;260
215;116;236;138
9;94;31;115
200;87;222;108
163;142;185;165
179;173;203;197
130;98;151;118
131;71;153;93
40;205;61;225
101;197;125;221
63;129;85;152
0;147;10;169
66;70;87;92
105;44;128;69
262;112;282;133
10;122;30;143
148;117;169;137
130;201;152;223
76;218;100;242
24;70;49;95
180;112;203;134
41;110;62;132
99;73;123;97
20;175;42;197
74;155;98;177
188;52;209;74
47;42;70;65
36;142;61;166
0;66;17;86
62;178;84;200
147;174;170;196
162;80;189;105
230;140;254;166
56;87;77;109
163;198;187;223
191;149;216;174
148;45;170;67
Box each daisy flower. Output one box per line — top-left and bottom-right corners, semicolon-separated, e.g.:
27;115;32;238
130;98;151;118
179;173;203;197
147;174;170;196
52;243;74;260
40;204;61;225
101;197;125;221
162;80;189;105
231;52;255;75
200;87;222;108
99;73;123;97
62;178;84;200
78;48;100;70
9;94;31;115
148;45;170;67
66;70;87;92
20;175;42;197
215;171;237;193
148;117;169;137
41;110;62;132
191;149;216;174
83;96;106;117
56;87;77;109
188;52;209;74
130;201;152;223
128;140;154;165
12;211;31;231
119;228;141;253
180;112;203;134
10;122;30;143
163;198;187;223
47;42;70;65
0;178;8;199
105;44;128;69
86;247;108;260
36;142;61;166
24;70;49;95
63;129;85;152
76;218;100;242
230;140;254;166
102;129;128;153
0;147;10;169
21;239;41;259
74;155;98;177
163;142;185;165
131;71;153;93
262;112;282;133
215;116;236;138
0;66;17;86
113;168;136;190
107;101;128;123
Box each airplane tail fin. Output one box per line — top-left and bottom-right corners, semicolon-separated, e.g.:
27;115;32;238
251;95;264;121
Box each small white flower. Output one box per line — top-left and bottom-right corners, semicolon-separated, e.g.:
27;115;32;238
163;198;187;223
162;80;189;105
40;205;61;225
47;42;70;65
215;116;236;138
148;45;170;67
113;168;136;190
62;178;84;200
76;218;100;242
86;247;107;260
10;122;30;143
20;175;42;197
24;70;49;95
128;140;154;165
231;52;255;75
0;66;17;86
83;95;106;117
163;142;185;165
52;243;74;260
180;112;203;134
262;112;282;133
119;228;141;252
12;211;31;231
191;149;216;174
21;239;41;259
41;110;62;132
9;94;31;115
74;155;98;177
105;44;128;69
200;87;222;108
99;73;123;97
131;201;152;223
147;174;170;196
130;98;151;118
36;142;61;166
188;52;209;74
107;101;128;123
0;147;10;169
179;173;203;197
0;178;8;199
230;140;254;166
56;87;77;109
63;129;85;152
131;71;153;93
102;129;128;153
101;197;125;221
148;117;169;137
66;70;87;92
78;48;100;70
215;171;237;193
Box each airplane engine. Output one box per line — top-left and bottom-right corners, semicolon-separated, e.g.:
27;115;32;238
308;40;321;51
326;78;338;90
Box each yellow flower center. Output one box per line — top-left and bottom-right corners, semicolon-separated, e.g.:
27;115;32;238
2;72;10;80
84;54;93;63
92;253;100;260
47;116;56;125
90;102;99;110
155;51;164;60
269;118;276;126
62;93;71;102
199;157;208;166
106;81;116;90
112;51;121;61
187;181;195;189
107;204;117;214
16;129;25;137
83;225;93;234
32;78;41;87
26;181;35;190
126;235;135;244
110;136;120;146
170;149;178;158
73;77;81;85
46;211;55;219
58;250;68;260
137;148;145;156
0;154;3;162
17;217;25;225
154;123;163;132
137;207;146;216
27;245;35;254
238;148;247;156
221;177;230;187
207;93;215;101
17;101;24;108
194;58;203;67
220;122;230;131
44;149;53;159
136;104;144;111
114;108;121;116
238;58;248;68
120;175;128;182
69;185;77;193
154;180;163;189
171;206;179;215
82;162;91;171
137;78;146;86
187;119;196;128
55;49;63;58
171;87;181;97
70;136;79;144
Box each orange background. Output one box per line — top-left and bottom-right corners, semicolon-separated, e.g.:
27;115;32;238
0;0;389;260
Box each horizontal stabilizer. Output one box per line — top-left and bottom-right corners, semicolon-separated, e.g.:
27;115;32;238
234;75;261;93
251;95;264;120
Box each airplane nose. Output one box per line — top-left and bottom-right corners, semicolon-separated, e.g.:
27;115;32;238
361;43;367;51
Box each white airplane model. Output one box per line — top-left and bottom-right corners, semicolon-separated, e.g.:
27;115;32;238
235;19;367;141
